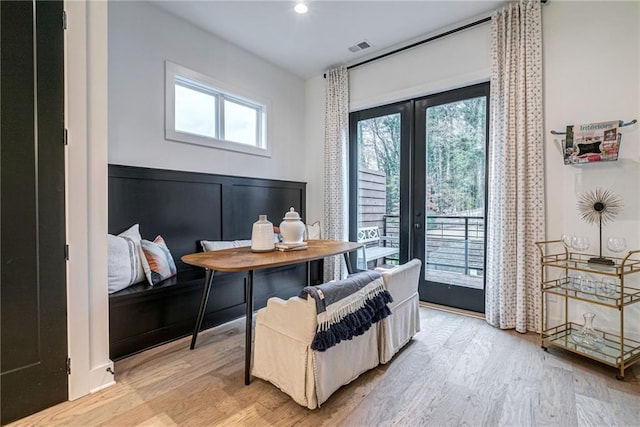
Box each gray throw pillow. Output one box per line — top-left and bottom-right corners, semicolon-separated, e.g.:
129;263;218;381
108;224;146;293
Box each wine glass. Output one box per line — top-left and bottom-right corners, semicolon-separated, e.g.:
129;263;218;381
568;271;584;290
607;237;627;254
597;277;617;301
561;234;574;249
580;275;596;294
572;236;590;252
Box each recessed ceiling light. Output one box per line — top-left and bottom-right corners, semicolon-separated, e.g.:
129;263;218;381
294;3;308;14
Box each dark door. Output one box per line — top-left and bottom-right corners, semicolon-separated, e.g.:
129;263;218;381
1;1;67;424
413;83;489;313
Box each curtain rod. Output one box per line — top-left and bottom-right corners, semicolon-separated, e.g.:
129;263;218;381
323;16;490;78
324;0;548;78
349;16;491;72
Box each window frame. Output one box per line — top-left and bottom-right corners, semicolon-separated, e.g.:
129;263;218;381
165;61;270;157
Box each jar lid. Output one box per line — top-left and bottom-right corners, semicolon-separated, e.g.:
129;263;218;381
283;207;301;220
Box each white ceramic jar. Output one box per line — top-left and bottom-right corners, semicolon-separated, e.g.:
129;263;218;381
251;215;275;252
279;207;305;244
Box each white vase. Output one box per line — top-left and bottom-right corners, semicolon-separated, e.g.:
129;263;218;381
251;215;275;252
279;207;305;244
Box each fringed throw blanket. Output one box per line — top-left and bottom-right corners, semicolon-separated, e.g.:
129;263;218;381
299;270;393;351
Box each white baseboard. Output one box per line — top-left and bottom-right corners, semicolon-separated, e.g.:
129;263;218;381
89;361;116;394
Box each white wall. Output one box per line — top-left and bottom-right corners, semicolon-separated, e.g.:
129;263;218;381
304;75;326;226
349;23;491;111
543;1;640;335
108;1;307;182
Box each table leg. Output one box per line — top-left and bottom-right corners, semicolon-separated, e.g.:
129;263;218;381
343;252;354;275
190;269;215;350
245;270;254;385
306;261;311;286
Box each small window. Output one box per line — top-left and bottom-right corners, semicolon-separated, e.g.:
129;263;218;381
223;99;258;146
174;83;217;138
165;61;269;157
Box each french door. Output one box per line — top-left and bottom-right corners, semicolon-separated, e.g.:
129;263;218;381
350;83;489;313
413;83;489;313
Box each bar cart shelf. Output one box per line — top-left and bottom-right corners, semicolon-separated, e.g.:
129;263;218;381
534;240;640;380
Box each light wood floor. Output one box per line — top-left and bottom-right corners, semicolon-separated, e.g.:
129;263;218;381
11;308;640;427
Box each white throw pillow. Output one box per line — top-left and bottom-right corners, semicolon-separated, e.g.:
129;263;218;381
305;221;321;240
200;240;235;252
108;224;146;294
200;240;252;252
234;239;252;248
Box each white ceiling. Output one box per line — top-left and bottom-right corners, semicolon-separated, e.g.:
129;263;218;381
151;0;507;79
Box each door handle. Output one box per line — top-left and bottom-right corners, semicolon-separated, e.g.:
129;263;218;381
414;223;422;229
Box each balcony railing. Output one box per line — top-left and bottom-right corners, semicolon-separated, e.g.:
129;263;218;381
425;215;484;277
379;214;484;276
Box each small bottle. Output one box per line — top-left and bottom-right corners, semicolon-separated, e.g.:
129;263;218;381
251;215;275;252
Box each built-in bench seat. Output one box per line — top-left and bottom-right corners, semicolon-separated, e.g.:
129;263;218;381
108;165;321;360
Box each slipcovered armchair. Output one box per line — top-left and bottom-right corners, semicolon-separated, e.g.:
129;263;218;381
251;271;388;409
376;258;422;363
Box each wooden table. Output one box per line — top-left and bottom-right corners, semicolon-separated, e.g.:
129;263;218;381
182;239;362;385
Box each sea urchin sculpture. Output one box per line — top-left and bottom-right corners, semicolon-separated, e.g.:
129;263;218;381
577;187;623;225
577;188;623;264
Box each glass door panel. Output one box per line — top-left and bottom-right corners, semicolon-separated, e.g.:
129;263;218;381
414;83;489;313
349;103;409;271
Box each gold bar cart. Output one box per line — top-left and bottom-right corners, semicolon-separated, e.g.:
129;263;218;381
535;240;640;380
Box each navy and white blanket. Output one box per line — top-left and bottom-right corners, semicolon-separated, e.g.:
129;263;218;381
299;270;393;352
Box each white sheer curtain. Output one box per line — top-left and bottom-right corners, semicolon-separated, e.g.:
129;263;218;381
323;67;349;281
486;0;544;333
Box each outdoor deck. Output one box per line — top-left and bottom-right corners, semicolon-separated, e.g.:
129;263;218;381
425;269;484;290
424;215;484;290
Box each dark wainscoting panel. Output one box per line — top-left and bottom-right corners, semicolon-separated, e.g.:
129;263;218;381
224;184;305;239
108;165;319;360
109;167;224;272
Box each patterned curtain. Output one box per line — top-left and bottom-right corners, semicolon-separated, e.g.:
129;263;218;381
486;0;544;333
323;67;349;281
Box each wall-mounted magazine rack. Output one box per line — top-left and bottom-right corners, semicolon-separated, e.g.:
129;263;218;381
550;119;636;165
550;119;637;135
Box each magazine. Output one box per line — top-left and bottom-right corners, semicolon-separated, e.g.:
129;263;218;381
275;241;308;251
563;120;621;165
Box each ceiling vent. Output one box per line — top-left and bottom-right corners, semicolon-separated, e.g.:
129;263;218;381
348;40;372;53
